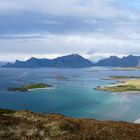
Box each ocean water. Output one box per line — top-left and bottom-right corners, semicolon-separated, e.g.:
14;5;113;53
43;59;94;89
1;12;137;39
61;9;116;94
0;67;140;123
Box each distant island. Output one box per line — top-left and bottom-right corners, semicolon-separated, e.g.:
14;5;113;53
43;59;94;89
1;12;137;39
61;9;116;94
7;83;52;92
96;76;140;93
2;54;93;68
0;108;140;140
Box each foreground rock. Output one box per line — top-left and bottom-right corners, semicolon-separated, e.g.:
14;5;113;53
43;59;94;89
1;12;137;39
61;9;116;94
0;108;140;140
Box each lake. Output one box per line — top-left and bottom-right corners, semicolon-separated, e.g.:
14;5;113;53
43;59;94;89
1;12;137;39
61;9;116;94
0;67;140;123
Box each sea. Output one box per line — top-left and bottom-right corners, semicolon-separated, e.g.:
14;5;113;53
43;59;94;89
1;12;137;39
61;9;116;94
0;67;140;123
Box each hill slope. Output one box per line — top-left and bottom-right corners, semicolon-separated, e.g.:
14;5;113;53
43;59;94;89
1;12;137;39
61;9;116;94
0;108;140;140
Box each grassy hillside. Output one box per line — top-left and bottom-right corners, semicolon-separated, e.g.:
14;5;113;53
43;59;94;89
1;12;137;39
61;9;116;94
0;108;140;140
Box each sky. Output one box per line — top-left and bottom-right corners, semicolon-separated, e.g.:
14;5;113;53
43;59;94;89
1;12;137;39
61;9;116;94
0;0;140;62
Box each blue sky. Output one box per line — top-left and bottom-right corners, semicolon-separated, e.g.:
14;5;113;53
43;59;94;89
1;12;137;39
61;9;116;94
0;0;140;61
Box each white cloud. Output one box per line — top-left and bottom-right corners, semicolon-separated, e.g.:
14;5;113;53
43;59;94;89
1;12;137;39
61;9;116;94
0;32;140;61
0;0;140;61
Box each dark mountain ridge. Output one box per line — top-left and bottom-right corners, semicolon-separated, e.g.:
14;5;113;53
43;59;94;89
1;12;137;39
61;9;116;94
3;54;140;68
3;54;93;68
94;55;140;67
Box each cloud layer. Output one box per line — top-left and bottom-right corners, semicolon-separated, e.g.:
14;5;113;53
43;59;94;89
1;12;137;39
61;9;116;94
0;0;140;61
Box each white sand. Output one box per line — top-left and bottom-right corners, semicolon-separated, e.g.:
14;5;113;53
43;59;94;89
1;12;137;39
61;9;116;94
29;87;55;91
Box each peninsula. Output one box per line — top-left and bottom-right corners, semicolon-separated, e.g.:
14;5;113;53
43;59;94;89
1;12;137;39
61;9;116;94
96;76;140;93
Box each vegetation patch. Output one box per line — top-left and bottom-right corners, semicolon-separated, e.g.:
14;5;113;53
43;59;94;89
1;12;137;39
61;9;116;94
114;67;140;71
110;76;140;79
0;108;15;115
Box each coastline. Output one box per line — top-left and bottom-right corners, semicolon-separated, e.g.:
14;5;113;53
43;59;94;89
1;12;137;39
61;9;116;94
29;87;55;91
96;77;140;93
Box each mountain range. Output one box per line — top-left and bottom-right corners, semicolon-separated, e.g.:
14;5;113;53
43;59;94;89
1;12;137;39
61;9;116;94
2;54;140;68
0;62;7;67
94;55;140;67
2;54;93;68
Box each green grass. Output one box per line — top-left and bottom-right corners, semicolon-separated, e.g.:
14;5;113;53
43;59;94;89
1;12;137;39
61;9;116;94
23;83;51;89
114;67;140;71
111;76;140;79
0;108;15;114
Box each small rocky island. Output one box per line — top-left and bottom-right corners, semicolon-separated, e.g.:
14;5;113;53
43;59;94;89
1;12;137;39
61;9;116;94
7;83;52;92
96;76;140;93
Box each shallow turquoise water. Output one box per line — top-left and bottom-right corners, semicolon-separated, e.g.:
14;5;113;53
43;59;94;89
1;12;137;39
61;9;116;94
0;67;140;122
